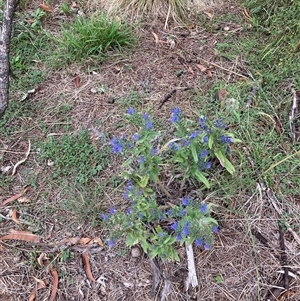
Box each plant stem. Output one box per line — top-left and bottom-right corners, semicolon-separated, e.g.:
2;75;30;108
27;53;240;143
157;178;172;198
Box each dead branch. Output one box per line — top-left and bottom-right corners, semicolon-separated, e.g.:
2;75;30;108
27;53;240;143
0;0;19;117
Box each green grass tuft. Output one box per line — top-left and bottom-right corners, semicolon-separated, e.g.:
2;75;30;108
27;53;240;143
57;13;136;64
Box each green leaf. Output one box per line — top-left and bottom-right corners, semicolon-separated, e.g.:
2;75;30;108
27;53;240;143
191;144;198;163
223;156;235;174
140;237;149;253
126;233;139;246
194;170;210;188
201;217;218;224
140;174;149;188
215;150;235;174
122;157;133;167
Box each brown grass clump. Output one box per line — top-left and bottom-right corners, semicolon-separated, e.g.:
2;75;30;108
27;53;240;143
88;0;224;22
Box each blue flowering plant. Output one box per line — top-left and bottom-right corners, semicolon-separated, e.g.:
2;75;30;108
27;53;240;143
103;107;240;261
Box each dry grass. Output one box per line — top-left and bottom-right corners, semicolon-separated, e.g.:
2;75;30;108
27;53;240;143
88;0;225;23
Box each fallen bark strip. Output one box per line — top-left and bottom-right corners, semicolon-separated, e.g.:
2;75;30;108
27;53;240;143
0;0;19;117
185;242;198;291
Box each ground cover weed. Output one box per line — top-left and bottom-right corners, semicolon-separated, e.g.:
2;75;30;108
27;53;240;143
102;108;241;261
39;130;110;185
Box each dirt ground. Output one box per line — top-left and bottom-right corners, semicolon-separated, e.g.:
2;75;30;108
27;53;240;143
1;1;300;301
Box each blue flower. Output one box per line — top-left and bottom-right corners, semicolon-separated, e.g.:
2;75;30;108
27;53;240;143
166;209;172;216
200;203;207;213
220;135;232;144
172;108;181;115
199;116;208;130
205;161;211;169
183;222;190;236
170;221;178;231
126;208;132;215
133;133;139;141
102;213;108;220
145;121;153;130
108;240;115;247
171;114;180;123
203;136;208;143
213;226;219;233
143;113;149;120
152;148;158;155
179;209;186;217
195;238;203;247
182;197;189;206
214;119;225;129
200;150;208;158
171;107;181;123
139;156;145;163
109;207;116;214
204;243;210;250
128;107;135;115
190;131;198;139
176;234;182;241
111;137;123;153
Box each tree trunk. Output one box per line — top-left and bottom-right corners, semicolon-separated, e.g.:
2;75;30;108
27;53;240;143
0;0;19;117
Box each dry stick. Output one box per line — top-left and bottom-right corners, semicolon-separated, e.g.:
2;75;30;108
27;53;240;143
267;188;300;246
0;0;19;117
158;89;176;109
278;222;289;290
197;57;248;79
289;84;298;143
185;242;198;291
158;87;193;109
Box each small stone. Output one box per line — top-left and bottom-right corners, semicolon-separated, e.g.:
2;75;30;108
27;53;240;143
90;88;97;94
107;97;115;104
47;159;54;167
131;247;141;258
224;26;230;31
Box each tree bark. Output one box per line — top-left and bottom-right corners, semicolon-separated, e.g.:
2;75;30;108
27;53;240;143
0;0;19;117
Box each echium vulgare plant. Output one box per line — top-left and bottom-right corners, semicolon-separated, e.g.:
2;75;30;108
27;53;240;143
102;108;241;261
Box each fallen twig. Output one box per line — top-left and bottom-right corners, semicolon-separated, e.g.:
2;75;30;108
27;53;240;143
278;222;289;290
197;57;248;79
12;139;31;175
289;84;298;143
158;87;193;109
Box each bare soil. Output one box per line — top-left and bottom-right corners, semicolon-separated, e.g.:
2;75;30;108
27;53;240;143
1;1;300;301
